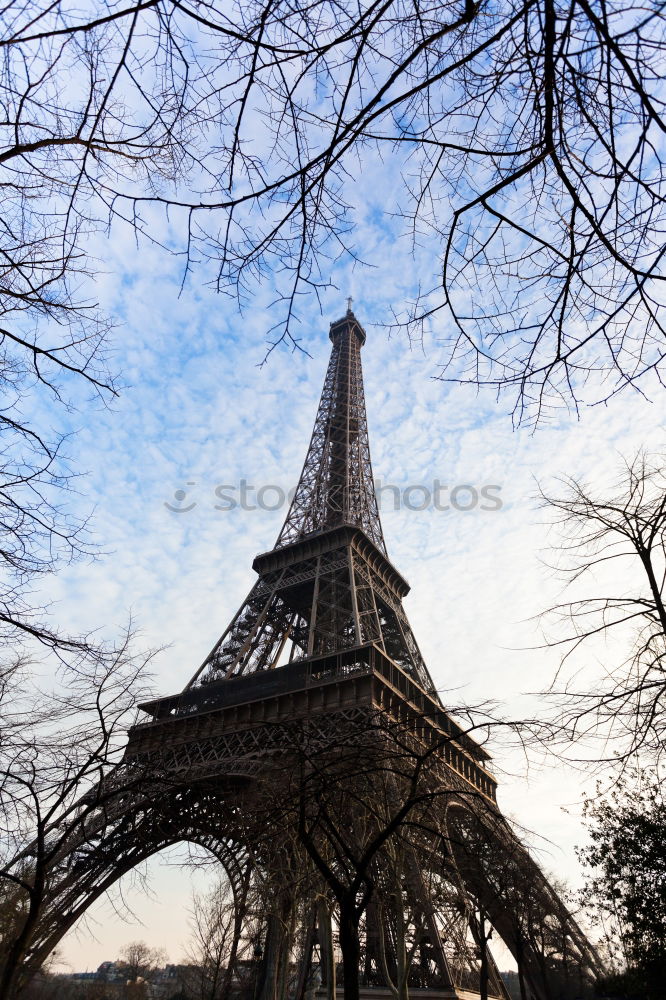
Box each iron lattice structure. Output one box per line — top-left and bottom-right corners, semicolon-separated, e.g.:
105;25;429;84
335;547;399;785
5;310;601;1000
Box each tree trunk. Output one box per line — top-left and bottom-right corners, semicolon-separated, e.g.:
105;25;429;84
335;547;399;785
220;870;251;1000
0;886;42;1000
478;911;489;1000
275;900;295;1000
376;904;399;1000
319;901;337;1000
294;906;317;1000
338;901;361;1000
256;913;280;1000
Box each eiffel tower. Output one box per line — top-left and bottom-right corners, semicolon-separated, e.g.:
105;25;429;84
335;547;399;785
8;308;600;1000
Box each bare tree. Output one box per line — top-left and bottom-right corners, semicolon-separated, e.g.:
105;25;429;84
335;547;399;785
0;630;155;1000
241;714;469;1000
183;873;257;1000
284;716;462;1000
119;940;167;982
1;0;665;422
246;711;597;1000
539;451;666;766
184;879;236;1000
0;79;119;664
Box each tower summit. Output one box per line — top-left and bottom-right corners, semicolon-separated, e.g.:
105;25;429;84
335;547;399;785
275;307;381;552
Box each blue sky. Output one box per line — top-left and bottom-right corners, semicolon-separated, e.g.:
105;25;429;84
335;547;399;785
32;211;665;973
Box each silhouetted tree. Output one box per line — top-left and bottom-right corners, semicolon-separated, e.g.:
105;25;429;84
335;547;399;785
183;873;256;1000
248;711;598;1000
119;940;168;982
1;0;665;421
0;632;155;1000
540;452;666;765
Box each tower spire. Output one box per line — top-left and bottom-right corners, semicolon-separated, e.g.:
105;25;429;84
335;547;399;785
275;308;386;554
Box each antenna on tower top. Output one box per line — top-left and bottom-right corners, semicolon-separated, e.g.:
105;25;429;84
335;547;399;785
346;296;353;313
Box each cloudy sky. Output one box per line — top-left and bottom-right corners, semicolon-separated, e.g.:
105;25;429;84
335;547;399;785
31;198;664;973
